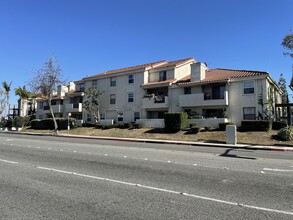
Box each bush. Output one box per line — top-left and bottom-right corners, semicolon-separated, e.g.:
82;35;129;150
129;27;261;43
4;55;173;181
240;120;272;131
30;118;76;130
164;112;188;133
101;124;119;129
189;123;197;128
13;116;30;128
277;126;293;141
272;121;287;130
190;126;200;134
204;125;213;131
219;122;234;131
132;122;144;129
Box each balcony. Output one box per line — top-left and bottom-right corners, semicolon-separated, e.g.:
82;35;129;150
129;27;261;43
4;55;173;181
179;91;228;107
66;103;83;113
142;95;169;109
43;105;64;113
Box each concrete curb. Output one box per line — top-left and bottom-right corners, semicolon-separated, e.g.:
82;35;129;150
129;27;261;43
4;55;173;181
2;130;293;152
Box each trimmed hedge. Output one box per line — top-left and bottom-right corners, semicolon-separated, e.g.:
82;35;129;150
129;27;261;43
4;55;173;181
240;120;272;131
190;126;200;134
219;122;234;131
164;112;188;133
272;121;287;130
31;118;76;130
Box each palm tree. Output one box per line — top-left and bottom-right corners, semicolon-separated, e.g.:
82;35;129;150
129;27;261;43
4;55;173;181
2;81;12;118
15;86;31;116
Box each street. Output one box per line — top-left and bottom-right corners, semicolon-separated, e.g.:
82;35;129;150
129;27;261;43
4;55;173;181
0;132;292;219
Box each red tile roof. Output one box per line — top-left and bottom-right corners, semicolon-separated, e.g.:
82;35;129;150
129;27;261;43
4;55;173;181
177;68;268;86
84;60;168;79
152;58;195;69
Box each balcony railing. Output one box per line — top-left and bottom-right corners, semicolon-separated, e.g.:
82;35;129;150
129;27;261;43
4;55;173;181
179;91;228;107
142;96;168;109
43;105;63;113
66;103;83;112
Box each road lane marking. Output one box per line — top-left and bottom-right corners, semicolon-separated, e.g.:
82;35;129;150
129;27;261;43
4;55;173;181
263;168;293;172
36;166;293;216
0;159;19;164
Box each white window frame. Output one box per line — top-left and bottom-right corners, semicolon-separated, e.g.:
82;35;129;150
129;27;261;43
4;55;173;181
128;74;134;84
128;93;134;103
92;80;97;88
134;112;140;121
243;107;256;120
243;81;254;95
117;112;124;122
110;77;116;87
110;94;116;104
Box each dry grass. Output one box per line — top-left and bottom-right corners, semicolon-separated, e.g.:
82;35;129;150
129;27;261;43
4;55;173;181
21;127;293;147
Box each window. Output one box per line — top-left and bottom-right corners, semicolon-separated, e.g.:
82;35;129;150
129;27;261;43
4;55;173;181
243;81;254;94
100;113;105;120
51;100;57;105
92;80;97;88
159;71;166;81
243;107;256;120
128;93;134;102
87;114;91;122
134;112;140;121
110;94;116;104
39;102;43;109
184;87;191;94
78;83;85;92
128;74;134;84
117;112;123;122
110;77;116;87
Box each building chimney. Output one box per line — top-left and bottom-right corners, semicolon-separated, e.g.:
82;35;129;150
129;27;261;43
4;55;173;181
191;62;207;81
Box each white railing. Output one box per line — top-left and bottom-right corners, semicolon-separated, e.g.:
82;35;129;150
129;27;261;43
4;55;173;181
179;91;228;107
142;96;169;109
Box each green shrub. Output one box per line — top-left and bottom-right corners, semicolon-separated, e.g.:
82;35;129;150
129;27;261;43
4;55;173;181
219;122;234;131
190;126;200;134
13;116;30;128
272;121;287;130
204;125;213;131
133;122;144;129
277;126;293;141
164;112;188;133
240;120;272;131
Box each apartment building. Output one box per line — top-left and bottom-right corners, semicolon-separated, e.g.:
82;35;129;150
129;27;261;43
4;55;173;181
36;82;84;126
35;57;282;127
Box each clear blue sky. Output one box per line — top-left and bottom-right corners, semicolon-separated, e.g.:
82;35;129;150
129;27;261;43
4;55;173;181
1;0;292;106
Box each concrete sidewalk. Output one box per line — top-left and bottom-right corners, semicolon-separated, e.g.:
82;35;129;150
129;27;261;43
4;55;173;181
3;130;292;152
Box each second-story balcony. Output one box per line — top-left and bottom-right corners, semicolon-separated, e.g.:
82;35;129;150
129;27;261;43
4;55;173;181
179;91;229;107
142;95;169;109
43;104;64;113
65;103;83;113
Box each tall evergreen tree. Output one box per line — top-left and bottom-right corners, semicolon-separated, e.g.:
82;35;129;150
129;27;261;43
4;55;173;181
278;74;288;103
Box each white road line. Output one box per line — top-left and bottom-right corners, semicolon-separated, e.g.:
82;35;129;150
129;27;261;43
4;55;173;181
36;166;293;216
263;168;293;172
0;159;19;164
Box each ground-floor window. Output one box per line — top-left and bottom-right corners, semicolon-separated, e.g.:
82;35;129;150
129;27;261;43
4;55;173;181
243;107;256;120
134;112;140;121
117;112;124;122
87;114;91;122
203;109;226;118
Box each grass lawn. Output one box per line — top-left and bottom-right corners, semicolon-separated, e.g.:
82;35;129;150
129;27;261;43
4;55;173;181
21;127;293;147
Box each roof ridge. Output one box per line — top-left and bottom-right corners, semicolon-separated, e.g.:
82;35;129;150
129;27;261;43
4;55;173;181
210;68;268;74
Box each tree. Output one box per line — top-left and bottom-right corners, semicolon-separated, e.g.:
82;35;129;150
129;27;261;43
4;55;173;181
278;74;288;104
83;87;103;123
0;89;6;121
29;56;64;134
2;81;12;118
15;86;31;116
282;33;293;89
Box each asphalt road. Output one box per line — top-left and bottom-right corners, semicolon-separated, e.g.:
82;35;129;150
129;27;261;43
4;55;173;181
0;132;292;219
